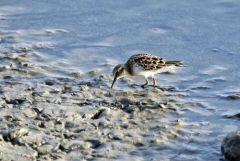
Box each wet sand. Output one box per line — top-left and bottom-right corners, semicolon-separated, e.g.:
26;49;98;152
0;27;236;161
0;36;186;160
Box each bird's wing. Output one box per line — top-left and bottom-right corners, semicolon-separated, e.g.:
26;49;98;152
126;53;166;71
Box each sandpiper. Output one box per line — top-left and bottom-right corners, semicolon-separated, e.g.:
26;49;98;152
111;53;183;88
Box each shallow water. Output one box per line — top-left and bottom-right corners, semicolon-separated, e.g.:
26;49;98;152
0;0;240;161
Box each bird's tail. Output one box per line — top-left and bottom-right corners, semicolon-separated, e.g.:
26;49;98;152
165;61;184;67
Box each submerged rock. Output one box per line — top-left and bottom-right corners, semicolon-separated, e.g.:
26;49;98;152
219;92;240;100
45;79;56;86
71;71;83;78
221;130;240;161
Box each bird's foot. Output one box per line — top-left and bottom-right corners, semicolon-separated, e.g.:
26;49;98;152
151;85;165;91
141;84;148;88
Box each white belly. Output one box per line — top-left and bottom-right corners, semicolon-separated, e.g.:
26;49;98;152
132;65;177;78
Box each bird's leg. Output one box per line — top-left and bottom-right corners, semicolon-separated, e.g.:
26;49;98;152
153;78;157;88
141;79;148;88
152;78;164;91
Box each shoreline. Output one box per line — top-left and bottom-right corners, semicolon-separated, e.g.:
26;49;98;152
1;2;240;161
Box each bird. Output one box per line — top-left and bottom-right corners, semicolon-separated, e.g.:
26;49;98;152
111;53;183;88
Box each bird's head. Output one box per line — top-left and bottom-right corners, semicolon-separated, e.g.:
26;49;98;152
111;64;126;88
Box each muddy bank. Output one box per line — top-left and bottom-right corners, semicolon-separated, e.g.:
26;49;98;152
0;40;181;161
0;28;213;161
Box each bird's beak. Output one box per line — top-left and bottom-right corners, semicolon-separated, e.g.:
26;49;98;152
111;74;118;89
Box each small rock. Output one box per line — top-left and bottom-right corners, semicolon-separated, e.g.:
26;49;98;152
221;130;240;161
65;121;77;129
37;144;53;155
211;48;219;52
98;119;109;128
45;79;56;86
82;112;95;119
3;64;12;70
20;62;31;67
0;134;4;141
0;99;6;105
224;113;240;120
32;107;44;114
3;75;12;79
44;121;55;129
91;108;111;120
176;119;184;127
8;128;29;140
23;108;37;118
5;98;25;105
226;94;240;100
86;139;104;149
63;85;72;93
108;130;123;140
51;97;62;104
71;72;83;78
79;85;89;91
88;69;99;76
60;140;91;152
91;109;106;120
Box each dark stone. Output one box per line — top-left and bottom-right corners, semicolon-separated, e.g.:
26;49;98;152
86;139;103;149
5;98;25;105
91;109;105;120
221;130;240;161
45;79;55;86
226;95;240;100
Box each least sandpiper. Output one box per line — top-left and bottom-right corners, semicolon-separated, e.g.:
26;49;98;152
111;53;183;88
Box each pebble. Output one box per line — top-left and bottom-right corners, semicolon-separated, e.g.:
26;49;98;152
37;144;53;155
60;140;92;152
86;138;105;149
7;128;29;140
45;79;56;86
107;130;124;140
80;85;89;91
226;94;240;100
88;69;100;76
176;119;184;127
71;71;83;78
22;108;37;118
91;108;108;120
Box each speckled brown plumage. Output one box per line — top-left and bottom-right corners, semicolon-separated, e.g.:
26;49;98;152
125;53;182;75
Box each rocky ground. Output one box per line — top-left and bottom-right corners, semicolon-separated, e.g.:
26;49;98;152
0;29;200;161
